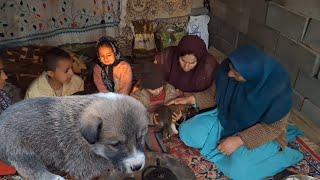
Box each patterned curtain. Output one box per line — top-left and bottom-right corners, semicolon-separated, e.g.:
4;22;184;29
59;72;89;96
120;0;192;29
0;0;120;48
117;0;192;49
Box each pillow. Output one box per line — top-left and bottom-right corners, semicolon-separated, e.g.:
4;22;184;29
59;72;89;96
155;26;186;51
0;160;16;176
132;20;156;58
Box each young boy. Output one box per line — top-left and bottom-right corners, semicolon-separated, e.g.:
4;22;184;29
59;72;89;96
131;63;181;123
25;48;84;99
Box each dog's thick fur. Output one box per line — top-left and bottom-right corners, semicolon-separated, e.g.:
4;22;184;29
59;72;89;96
154;104;189;138
0;93;148;180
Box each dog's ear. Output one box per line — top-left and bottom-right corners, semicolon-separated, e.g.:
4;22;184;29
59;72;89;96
80;117;103;144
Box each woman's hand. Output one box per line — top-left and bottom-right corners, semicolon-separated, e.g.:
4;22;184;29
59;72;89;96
218;136;244;156
171;111;183;122
165;96;196;106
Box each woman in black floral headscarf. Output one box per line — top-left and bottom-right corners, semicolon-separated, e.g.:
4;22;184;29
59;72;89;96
0;57;12;114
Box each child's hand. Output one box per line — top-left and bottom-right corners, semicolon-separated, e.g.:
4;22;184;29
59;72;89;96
175;89;183;96
171;111;183;122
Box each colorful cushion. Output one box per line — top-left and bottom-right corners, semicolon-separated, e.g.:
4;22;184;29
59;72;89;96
132;20;156;58
155;26;186;51
0;161;16;176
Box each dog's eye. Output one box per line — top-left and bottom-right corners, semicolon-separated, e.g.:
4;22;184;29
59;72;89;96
109;141;121;148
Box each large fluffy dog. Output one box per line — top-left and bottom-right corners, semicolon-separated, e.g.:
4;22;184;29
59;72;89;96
0;93;148;180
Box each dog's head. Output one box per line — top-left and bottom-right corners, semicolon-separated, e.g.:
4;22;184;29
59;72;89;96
154;104;188;126
80;93;148;173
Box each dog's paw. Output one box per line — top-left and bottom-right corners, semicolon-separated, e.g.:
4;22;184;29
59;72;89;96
51;175;65;180
162;124;178;139
162;129;170;139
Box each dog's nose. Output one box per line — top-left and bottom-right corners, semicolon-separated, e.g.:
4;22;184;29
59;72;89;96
131;164;142;172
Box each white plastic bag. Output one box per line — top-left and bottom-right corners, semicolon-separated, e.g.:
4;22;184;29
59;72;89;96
187;15;210;49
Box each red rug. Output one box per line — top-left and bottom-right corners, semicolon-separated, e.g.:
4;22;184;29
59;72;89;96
163;135;320;180
287;137;320;178
1;135;319;180
163;135;227;180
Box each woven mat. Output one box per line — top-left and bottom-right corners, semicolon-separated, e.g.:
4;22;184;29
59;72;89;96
162;135;320;180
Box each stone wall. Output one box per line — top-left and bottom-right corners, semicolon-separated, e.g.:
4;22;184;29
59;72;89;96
209;0;320;127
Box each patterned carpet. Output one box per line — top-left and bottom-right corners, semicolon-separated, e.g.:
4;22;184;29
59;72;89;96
287;137;320;178
1;134;319;180
163;135;320;180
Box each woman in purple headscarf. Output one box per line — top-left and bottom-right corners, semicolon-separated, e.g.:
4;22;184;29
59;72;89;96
155;35;219;110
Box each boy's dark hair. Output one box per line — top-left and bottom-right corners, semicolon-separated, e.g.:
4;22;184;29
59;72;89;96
43;48;71;71
0;54;6;61
141;63;166;90
95;36;120;60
